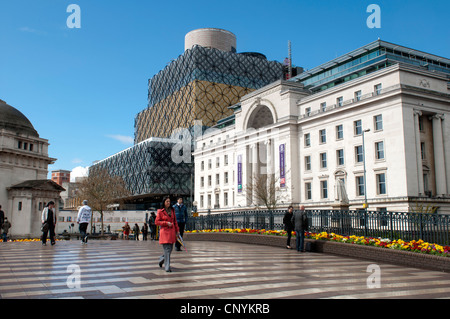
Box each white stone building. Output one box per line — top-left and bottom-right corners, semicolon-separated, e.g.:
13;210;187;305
0;99;63;238
193;40;450;214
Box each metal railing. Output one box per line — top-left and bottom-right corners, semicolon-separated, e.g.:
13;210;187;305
186;209;450;245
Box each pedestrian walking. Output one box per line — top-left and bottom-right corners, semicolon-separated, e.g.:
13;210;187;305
77;200;92;245
133;223;140;240
2;217;11;242
41;201;57;246
122;222;131;240
149;212;157;240
156;196;180;273
0;205;5;232
292;205;308;252
173;197;188;251
141;223;148;241
283;205;295;249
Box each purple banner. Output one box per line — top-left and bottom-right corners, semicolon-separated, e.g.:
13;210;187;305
237;154;243;193
279;144;286;187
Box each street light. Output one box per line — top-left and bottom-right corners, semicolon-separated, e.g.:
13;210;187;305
362;129;370;211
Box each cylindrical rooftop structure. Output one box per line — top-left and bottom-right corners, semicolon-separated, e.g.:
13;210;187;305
185;28;237;52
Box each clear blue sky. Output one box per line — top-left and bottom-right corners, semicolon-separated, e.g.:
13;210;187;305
1;0;449;180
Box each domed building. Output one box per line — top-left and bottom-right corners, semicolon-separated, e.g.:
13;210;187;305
0;99;64;238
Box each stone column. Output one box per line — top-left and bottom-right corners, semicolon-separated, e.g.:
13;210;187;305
414;110;424;195
251;143;259;205
265;139;273;190
431;114;447;196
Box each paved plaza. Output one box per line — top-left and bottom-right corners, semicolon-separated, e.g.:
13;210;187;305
0;239;449;299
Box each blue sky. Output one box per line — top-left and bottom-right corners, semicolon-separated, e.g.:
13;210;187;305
0;0;449;180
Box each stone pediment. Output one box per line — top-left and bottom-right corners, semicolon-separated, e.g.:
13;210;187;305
8;179;65;192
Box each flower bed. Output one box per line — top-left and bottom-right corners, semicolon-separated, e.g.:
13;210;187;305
186;229;450;258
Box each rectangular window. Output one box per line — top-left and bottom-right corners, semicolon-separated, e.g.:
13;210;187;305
216;157;220;168
337;149;344;166
208;175;212;187
375;83;382;95
356;176;365;196
216;174;220;185
337;96;343;107
336;125;343;140
201;161;205;171
18;201;22;211
355;90;362;101
305;182;312;200
224;192;228;207
224;155;229;166
320;180;328;199
215;194;220;208
320;152;327;169
375;141;385;160
355;145;363;163
374;114;383;131
421;142;426;160
304;156;311;171
200;177;204;187
224;172;229;184
207;195;211;207
305;107;311;116
354;120;362;135
319;129;326;144
377;173;386;194
208;159;212;169
304;133;311;147
200;195;204;208
320;102;327;112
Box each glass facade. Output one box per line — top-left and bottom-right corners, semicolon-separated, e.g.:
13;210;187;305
134;45;283;142
291;40;450;92
90;138;194;208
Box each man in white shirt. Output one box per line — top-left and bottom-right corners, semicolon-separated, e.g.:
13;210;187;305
77;200;92;245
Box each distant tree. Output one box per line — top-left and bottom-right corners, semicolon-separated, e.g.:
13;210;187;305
77;168;131;235
246;173;291;211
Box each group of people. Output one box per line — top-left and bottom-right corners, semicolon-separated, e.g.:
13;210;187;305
4;197;308;274
283;205;309;252
40;200;92;246
121;212;156;241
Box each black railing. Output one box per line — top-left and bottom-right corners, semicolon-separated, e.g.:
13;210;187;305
186;209;450;246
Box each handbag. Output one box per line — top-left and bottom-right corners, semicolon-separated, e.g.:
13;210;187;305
41;222;49;233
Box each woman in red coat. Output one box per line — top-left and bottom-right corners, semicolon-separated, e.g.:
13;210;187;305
155;196;180;272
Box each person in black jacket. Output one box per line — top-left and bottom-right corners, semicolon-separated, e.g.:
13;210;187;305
0;205;4;232
292;205;308;252
283;206;295;249
173;197;188;251
41;201;56;246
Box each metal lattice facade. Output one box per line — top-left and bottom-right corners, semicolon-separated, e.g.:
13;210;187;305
134;45;284;143
91;138;194;200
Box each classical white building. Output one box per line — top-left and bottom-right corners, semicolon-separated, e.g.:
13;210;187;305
193;40;450;214
0;99;63;238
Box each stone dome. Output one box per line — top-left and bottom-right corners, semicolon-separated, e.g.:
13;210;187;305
0;99;39;137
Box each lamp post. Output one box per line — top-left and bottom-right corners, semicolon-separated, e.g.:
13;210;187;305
362;129;370;211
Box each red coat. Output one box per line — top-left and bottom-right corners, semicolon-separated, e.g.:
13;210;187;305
155;208;179;244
